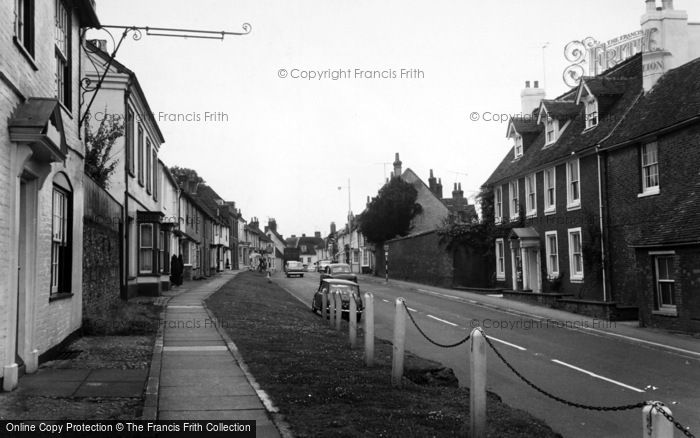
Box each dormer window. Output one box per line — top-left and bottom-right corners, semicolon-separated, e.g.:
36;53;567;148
545;118;558;145
585;97;598;129
514;135;523;159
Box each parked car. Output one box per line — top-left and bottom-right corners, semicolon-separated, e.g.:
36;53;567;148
311;278;363;322
320;263;357;284
285;261;305;278
317;260;332;272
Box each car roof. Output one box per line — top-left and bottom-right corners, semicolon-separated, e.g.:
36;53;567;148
321;278;359;286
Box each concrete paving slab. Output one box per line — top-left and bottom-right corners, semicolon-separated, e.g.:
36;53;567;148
158;379;257;397
24;369;91;382
159;395;264;411
160;356;236;370
87;369;148;382
18;380;80;397
158;409;271;422
160;368;245;382
74;381;144;398
162;340;226;347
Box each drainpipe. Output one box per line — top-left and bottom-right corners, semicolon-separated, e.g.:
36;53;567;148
596;147;608;302
122;81;132;300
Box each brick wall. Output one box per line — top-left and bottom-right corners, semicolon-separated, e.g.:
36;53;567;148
82;176;122;329
377;232;453;288
606;124;700;331
492;154;605;299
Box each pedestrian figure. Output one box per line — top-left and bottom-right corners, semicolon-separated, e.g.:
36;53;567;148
176;254;184;285
170;255;178;286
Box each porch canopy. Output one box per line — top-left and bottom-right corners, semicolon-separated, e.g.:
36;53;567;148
8;98;67;163
509;227;540;249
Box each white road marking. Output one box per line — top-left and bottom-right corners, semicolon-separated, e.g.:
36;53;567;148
412;286;700;358
551;359;645;393
407;307;417;312
163;346;228;351
486;335;527;351
427;315;458;327
382;299;390;303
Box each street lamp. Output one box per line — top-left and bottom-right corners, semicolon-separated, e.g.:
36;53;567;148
337;179;353;272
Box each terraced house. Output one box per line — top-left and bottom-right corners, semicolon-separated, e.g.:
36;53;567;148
0;0;100;390
484;0;700;332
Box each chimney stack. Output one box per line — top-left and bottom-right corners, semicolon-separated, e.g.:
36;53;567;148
428;169;437;193
452;182;464;199
393;153;402;177
521;80;546;115
641;0;693;92
315;231;321;238
437;178;443;198
330;222;336;234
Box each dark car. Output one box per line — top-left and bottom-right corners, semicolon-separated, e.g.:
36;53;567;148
285;260;305;278
320;263;357;284
311;278;363;322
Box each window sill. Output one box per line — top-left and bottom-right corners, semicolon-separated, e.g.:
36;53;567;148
49;292;73;302
496;275;506;281
509;216;520;222
652;309;677;317
638;188;660;198
526;211;537;219
582;125;597;133
13;37;38;71
570;277;584;283
567;203;581;211
544;208;556;216
58;101;73;119
546;274;560;280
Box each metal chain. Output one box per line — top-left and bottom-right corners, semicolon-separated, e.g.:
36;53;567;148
482;331;646;412
650;401;696;438
402;301;470;348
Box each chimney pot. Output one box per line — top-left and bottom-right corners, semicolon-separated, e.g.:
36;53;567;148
662;0;673;10
525;80;531;88
534;80;539;88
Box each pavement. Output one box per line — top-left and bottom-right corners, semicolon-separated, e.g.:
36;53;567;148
148;271;282;437
356;273;700;356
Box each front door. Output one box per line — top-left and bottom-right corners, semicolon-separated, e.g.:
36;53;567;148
523;248;542;293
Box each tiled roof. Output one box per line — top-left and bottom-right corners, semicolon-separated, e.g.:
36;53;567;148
581;77;628;97
510;117;542;135
484;54;642;186
601;56;700;148
541;100;581;119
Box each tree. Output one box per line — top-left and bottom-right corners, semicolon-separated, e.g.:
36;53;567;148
169;166;205;188
84;112;123;189
359;177;422;244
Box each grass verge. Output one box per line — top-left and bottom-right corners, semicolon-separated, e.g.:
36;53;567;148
206;271;561;438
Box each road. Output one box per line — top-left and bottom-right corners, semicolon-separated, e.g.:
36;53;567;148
275;271;700;438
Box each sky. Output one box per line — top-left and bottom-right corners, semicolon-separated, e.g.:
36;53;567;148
88;0;700;238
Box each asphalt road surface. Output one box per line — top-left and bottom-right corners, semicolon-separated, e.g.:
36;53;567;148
275;271;700;438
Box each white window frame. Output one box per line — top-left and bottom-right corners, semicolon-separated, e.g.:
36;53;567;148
545;231;559;278
509;180;519;221
51;187;68;294
640;142;660;196
15;0;35;57
566;159;581;210
495;238;505;280
494;185;503;223
653;253;676;313
544;167;556;214
584;97;599;129
568;228;584;281
525;173;537;217
514;135;523;159
139;223;154;274
545;118;558;146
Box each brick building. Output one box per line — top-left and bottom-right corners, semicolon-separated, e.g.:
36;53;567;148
484;0;700;331
1;0;100;390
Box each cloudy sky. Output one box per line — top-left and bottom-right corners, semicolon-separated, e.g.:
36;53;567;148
89;0;700;237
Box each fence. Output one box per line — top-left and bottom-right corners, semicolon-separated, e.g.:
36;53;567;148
323;290;696;438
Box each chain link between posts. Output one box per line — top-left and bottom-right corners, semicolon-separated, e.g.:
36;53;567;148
402;301;470;348
396;300;695;437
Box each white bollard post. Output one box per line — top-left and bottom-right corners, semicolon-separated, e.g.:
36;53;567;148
364;292;374;367
470;329;487;438
335;292;342;331
349;296;357;348
391;298;406;387
322;290;328;321
643;403;674;438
